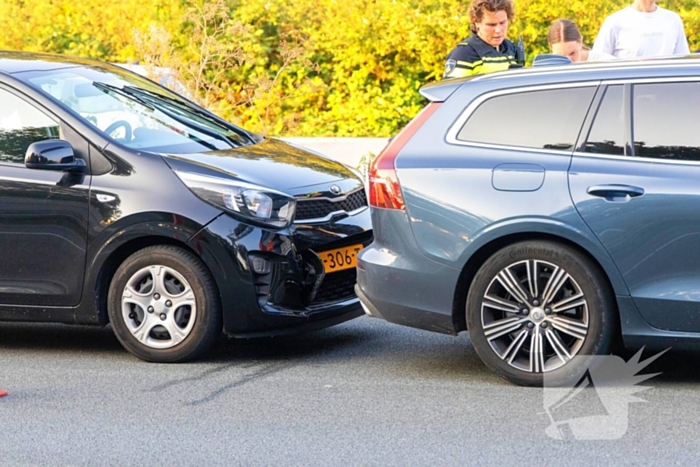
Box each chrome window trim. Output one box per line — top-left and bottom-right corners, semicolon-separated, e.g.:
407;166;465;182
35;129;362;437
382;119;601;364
572;151;700;167
442;141;574;156
446;81;601;151
601;76;700;85
293;206;368;225
0;175;59;185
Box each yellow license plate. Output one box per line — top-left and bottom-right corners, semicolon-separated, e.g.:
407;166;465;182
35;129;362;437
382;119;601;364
320;244;364;273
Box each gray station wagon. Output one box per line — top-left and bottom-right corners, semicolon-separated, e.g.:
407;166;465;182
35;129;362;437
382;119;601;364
357;55;700;386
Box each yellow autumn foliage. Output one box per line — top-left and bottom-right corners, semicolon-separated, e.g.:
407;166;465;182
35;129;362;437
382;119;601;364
0;0;185;61
1;0;699;136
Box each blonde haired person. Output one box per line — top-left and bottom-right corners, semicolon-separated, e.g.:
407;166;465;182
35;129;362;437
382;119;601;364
548;19;613;62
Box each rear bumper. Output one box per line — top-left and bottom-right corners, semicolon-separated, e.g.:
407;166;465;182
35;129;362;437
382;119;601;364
355;209;461;335
355;282;457;335
356;284;381;318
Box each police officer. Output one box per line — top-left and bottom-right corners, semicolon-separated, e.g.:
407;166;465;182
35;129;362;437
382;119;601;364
443;0;520;79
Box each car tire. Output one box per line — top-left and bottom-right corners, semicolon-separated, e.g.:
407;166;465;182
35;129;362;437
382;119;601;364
108;245;222;363
466;240;616;386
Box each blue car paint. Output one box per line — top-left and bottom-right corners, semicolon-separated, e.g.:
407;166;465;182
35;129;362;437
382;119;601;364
571;152;700;333
358;57;700;351
491;163;546;192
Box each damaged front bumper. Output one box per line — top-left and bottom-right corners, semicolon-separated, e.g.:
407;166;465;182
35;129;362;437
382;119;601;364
188;207;372;337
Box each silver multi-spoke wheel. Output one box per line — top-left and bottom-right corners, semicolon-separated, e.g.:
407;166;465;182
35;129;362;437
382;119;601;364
481;259;589;373
109;245;221;362
121;265;197;349
468;242;614;386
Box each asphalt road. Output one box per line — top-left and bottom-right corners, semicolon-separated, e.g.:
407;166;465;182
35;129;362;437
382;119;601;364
1;315;699;466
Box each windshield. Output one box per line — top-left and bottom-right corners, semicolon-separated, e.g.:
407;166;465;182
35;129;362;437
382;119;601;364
15;65;254;154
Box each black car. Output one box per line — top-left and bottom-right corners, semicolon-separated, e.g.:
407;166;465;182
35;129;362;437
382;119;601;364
0;51;371;362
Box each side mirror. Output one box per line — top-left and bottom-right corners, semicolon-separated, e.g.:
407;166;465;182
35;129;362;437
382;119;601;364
25;140;86;172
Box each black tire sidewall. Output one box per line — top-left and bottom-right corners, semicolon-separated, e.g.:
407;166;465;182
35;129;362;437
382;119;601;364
467;240;615;386
108;245;221;363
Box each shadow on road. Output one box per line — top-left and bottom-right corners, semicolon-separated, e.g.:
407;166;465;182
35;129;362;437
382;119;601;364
0;317;395;362
0;321;122;353
208;322;376;362
632;348;700;384
207;317;494;383
2;319;694;385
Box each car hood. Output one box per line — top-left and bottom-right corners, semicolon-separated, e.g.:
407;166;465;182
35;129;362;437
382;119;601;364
160;137;361;193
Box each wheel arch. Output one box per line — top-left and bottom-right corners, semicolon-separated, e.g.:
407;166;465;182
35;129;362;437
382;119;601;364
451;231;623;334
77;210;223;325
93;235;217;325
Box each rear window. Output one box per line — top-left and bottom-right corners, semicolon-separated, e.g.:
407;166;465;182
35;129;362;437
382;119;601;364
457;86;596;151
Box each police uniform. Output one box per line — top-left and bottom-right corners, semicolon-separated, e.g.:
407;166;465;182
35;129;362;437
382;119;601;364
443;34;518;79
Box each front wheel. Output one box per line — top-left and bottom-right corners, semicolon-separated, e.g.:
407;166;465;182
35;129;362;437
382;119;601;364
466;241;616;386
108;245;222;362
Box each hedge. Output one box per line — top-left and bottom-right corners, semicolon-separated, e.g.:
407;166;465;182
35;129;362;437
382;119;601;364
1;0;698;136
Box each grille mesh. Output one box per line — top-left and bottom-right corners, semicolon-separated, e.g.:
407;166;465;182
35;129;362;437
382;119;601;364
311;268;357;304
295;189;367;222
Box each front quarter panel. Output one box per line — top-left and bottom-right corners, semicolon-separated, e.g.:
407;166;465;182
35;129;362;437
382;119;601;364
84;145;222;261
76;144;222;322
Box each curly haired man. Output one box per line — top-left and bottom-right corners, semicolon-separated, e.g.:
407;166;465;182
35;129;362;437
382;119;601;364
443;0;519;79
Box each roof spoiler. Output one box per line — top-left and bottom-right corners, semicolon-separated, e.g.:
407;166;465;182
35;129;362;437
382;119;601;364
532;54;573;67
419;80;463;102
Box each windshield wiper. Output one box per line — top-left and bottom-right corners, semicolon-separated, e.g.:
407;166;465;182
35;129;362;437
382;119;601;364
122;85;256;145
93;81;219;151
93;82;156;111
130;95;241;149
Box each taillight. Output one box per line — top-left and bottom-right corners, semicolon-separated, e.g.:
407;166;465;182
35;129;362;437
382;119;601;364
369;102;442;210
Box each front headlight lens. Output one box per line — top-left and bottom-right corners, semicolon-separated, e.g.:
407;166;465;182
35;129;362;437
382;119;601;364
222;188;274;218
242;190;272;218
175;171;296;228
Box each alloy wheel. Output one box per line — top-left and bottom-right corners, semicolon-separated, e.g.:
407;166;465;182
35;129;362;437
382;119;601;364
481;259;589;373
121;265;197;349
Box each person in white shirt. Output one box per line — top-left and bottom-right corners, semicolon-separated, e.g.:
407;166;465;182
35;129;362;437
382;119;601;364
548;19;614;62
592;0;689;58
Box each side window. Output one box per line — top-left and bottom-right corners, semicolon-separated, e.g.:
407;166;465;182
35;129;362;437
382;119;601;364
456;86;596;151
584;85;625;156
0;89;60;165
633;82;700;161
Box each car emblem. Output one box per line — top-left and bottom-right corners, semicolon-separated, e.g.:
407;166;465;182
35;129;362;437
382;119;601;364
329;185;342;195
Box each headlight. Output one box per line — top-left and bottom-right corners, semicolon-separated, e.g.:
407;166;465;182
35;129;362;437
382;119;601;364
175;171;296;228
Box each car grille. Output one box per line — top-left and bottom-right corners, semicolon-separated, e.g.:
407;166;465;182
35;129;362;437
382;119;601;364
311;268;357;304
295;189;367;222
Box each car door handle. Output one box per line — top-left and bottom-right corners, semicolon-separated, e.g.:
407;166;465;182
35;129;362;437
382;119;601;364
587;184;645;201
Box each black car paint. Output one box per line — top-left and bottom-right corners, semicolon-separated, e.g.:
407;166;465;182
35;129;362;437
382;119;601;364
0;51;370;337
